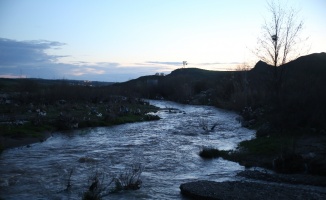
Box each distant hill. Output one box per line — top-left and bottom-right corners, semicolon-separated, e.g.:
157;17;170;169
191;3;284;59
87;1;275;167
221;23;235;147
0;78;114;89
280;52;326;79
121;52;326;89
249;52;326;77
114;52;326;101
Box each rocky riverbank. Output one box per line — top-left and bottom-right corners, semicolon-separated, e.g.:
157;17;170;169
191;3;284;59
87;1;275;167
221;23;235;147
182;130;326;199
180;180;326;200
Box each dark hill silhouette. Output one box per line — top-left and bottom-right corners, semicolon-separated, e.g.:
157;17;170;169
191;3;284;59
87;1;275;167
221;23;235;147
170;67;229;78
113;67;233;102
280;52;326;81
250;60;274;73
115;52;325;100
113;52;326;131
275;53;326;130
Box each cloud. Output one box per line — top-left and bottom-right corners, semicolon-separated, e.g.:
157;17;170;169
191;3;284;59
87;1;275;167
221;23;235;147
197;62;242;66
71;67;106;76
0;38;66;66
65;62;166;81
145;61;242;71
0;38;174;82
145;61;182;66
0;74;27;79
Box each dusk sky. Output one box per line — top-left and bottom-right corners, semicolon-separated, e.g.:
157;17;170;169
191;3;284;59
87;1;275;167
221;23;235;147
1;0;325;82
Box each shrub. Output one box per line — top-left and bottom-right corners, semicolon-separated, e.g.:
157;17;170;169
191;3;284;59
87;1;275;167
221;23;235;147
82;163;143;200
82;170;113;200
112;163;143;192
239;135;294;156
143;114;160;121
199;147;221;159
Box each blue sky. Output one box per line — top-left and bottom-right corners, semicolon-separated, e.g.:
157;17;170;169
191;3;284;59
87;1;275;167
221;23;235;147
0;0;325;82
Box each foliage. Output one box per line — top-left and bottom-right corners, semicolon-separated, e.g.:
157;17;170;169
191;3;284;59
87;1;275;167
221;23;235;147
199;147;222;159
112;163;143;192
238;135;295;156
255;0;307;67
82;170;112;200
82;163;143;200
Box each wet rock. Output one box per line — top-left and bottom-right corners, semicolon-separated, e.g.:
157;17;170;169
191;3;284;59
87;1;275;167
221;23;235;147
180;180;221;200
78;157;98;163
180;180;326;200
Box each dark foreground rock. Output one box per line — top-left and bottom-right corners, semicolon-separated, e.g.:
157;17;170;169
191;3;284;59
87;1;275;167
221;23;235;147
180;180;326;200
237;170;326;187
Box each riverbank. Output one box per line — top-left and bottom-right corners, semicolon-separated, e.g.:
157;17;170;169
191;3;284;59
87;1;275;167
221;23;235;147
0;98;159;153
182;117;326;199
219;133;326;176
237;170;326;187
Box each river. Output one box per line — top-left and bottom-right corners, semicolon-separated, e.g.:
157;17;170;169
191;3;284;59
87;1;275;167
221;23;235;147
0;100;255;199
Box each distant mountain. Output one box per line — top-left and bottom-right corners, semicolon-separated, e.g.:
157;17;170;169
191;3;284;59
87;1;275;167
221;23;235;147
0;78;115;88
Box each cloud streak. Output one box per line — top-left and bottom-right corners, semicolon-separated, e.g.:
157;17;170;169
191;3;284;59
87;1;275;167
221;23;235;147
0;38;66;66
0;38;170;81
0;38;240;81
145;61;182;66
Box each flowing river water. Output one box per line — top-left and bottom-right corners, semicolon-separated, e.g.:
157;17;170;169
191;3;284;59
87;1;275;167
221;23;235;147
0;100;255;199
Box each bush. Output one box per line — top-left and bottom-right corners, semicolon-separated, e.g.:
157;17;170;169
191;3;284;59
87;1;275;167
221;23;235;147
143;114;160;121
239;135;296;156
82;163;143;200
112;163;143;192
199;147;221;159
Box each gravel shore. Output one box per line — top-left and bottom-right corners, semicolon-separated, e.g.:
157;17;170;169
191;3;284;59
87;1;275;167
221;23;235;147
180;180;326;200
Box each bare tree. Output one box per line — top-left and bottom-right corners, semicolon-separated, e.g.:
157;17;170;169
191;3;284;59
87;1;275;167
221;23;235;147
256;1;307;68
254;0;309;97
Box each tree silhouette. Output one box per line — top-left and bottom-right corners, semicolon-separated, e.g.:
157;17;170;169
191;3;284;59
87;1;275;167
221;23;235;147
254;1;309;96
255;1;307;68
